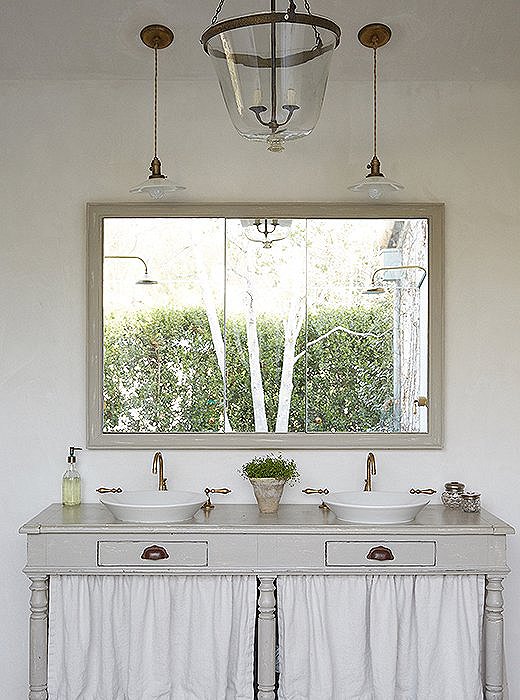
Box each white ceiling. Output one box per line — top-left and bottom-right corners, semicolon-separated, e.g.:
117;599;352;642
0;0;519;82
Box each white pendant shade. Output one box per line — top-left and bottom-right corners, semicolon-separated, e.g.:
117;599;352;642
348;174;404;200
130;177;185;200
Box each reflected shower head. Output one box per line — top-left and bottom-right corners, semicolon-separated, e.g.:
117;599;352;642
136;272;159;285
363;285;386;295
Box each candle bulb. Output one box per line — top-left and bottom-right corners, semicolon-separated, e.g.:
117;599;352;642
286;88;296;105
253;88;262;106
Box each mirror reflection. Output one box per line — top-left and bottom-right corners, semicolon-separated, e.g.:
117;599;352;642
99;213;431;441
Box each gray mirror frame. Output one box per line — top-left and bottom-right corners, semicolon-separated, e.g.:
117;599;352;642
87;202;444;449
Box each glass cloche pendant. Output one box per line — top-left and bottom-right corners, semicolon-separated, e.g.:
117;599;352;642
201;1;341;152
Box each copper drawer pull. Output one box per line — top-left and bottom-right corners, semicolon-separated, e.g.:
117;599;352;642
366;545;394;561
141;545;169;561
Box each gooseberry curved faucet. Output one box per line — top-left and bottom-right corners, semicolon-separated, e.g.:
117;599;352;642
152;451;168;491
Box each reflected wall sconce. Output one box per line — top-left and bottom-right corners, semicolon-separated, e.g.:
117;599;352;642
130;25;185;199
201;1;341;152
363;265;426;295
241;218;291;248
348;23;404;199
104;255;158;285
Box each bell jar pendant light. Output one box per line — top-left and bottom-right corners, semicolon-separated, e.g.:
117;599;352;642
201;0;341;152
241;218;291;248
348;23;403;199
130;25;185;199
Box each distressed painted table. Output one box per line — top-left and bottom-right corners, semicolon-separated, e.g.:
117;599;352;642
20;504;514;699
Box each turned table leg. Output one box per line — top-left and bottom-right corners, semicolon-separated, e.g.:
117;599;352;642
257;576;276;700
28;576;49;700
485;575;505;700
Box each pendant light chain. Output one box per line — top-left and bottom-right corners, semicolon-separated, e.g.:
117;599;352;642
303;0;322;48
211;0;227;25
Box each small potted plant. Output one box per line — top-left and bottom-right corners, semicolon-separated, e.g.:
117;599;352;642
239;453;300;513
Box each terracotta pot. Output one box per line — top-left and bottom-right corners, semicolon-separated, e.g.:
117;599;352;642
249;477;285;514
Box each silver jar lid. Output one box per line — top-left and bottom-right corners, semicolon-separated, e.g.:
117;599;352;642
444;481;465;492
462;492;480;499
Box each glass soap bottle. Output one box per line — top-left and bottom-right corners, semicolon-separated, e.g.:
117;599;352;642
441;481;465;509
62;446;82;506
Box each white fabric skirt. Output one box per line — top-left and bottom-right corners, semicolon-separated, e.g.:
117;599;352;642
48;574;256;700
277;574;484;700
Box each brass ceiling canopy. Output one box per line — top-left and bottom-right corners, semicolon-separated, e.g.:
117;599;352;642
130;24;185;199
201;1;341;152
357;23;391;50
348;22;404;199
140;24;174;50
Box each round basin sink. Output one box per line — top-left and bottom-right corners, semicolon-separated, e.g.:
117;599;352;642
323;491;430;524
99;490;205;523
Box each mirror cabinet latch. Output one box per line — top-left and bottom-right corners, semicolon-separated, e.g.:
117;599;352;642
413;396;429;414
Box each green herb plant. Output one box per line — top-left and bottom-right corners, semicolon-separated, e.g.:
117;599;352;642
239;453;300;485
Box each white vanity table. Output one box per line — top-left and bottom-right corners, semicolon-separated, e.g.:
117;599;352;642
21;503;513;700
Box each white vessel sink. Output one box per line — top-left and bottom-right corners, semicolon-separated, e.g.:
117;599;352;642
323;491;430;524
99;490;205;523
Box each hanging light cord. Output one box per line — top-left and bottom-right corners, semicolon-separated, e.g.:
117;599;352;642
372;45;378;159
153;44;159;160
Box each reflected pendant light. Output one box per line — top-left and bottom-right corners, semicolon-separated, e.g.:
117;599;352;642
130;25;185;199
348;24;403;199
104;255;159;285
241;218;291;248
201;1;341;152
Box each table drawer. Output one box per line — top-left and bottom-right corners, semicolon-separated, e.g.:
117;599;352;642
326;540;436;567
97;540;208;567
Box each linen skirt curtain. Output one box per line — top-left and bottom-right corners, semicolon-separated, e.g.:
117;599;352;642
48;574;256;700
277;574;485;700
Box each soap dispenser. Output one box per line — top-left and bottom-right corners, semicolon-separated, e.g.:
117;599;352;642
62;446;82;506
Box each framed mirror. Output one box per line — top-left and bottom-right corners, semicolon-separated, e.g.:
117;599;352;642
87;203;443;448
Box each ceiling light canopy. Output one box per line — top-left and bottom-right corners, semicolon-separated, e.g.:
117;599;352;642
348;24;403;199
130;25;185;199
201;1;341;152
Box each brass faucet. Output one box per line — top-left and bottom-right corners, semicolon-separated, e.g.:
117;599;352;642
152;451;167;491
363;452;376;491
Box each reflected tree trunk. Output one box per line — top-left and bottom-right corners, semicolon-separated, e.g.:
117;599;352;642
275;291;305;432
244;246;268;432
191;224;232;432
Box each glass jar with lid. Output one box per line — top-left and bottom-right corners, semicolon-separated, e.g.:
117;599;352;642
441;482;465;508
461;492;481;513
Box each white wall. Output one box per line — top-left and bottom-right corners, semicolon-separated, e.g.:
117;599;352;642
1;77;519;697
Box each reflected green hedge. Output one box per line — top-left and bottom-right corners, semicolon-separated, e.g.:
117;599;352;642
103;304;393;433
